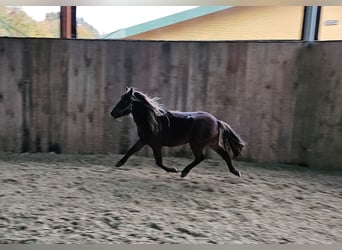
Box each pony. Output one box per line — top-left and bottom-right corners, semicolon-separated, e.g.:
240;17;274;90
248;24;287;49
111;87;245;178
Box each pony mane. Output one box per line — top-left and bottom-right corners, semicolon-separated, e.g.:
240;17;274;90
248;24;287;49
133;90;168;116
132;90;170;133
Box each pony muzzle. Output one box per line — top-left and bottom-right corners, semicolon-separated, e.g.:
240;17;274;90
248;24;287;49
111;105;132;119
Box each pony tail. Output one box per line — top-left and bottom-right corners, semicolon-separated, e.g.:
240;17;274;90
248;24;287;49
218;120;246;158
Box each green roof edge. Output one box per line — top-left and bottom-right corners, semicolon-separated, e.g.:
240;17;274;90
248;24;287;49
101;6;232;39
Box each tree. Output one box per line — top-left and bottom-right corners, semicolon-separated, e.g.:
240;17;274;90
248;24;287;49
0;6;100;39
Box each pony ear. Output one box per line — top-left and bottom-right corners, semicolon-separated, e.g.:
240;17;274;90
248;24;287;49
126;87;134;96
132;90;144;101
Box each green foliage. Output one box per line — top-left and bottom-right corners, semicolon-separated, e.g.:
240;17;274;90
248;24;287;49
0;6;99;39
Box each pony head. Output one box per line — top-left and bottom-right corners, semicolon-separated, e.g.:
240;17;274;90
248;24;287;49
110;87;134;119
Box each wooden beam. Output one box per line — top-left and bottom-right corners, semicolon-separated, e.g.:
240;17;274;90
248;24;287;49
60;6;77;38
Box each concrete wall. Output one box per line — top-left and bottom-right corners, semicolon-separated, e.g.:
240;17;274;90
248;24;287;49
292;42;342;168
0;38;341;170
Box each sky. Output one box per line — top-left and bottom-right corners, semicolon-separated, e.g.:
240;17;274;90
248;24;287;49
20;6;197;34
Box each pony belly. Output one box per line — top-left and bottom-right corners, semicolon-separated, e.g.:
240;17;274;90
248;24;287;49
161;133;191;147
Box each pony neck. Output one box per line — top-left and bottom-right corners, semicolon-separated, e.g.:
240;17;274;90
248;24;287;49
131;101;159;134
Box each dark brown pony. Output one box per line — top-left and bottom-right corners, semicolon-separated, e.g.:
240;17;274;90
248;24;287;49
111;87;245;178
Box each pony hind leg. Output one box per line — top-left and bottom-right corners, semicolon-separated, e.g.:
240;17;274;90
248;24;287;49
181;143;205;178
211;144;241;177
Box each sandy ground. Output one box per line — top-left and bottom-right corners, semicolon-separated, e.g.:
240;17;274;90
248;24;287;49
0;152;341;244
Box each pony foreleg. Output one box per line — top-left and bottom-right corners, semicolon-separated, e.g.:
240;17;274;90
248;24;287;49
152;147;178;173
115;140;145;167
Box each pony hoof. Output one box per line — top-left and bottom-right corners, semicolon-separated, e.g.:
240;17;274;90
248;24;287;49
163;167;178;173
235;171;241;177
230;168;241;177
180;171;188;178
115;161;124;167
169;168;178;173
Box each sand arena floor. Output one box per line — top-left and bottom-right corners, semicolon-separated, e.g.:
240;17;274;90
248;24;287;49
0;152;341;243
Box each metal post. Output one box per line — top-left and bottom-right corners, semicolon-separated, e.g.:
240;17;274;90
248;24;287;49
302;6;321;42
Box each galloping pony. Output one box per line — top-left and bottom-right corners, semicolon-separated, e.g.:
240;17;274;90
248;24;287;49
111;87;245;178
